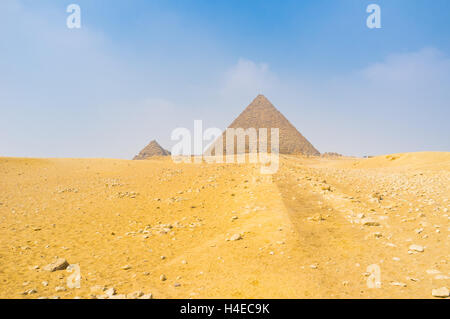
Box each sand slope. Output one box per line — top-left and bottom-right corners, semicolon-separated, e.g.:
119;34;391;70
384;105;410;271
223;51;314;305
0;152;448;298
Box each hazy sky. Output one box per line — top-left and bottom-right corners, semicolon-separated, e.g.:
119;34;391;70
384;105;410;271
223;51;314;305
1;0;449;158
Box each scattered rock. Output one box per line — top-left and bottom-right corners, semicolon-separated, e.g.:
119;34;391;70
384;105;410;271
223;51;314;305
362;218;380;227
409;244;424;253
228;234;242;241
105;287;116;297
43;258;69;272
431;287;449;298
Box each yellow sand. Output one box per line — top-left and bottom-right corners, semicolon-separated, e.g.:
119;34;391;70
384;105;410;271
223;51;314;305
0;152;448;299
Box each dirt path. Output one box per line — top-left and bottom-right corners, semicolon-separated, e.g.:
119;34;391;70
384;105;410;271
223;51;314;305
274;155;449;298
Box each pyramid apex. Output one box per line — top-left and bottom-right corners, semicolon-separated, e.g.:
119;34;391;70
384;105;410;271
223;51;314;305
133;139;170;160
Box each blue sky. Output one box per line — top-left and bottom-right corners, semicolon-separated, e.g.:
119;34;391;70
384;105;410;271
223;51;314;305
1;0;449;158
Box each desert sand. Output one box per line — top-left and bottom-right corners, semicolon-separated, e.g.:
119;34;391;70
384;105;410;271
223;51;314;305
0;152;449;299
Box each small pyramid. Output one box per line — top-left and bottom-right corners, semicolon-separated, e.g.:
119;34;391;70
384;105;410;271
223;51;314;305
207;95;320;156
133;140;170;160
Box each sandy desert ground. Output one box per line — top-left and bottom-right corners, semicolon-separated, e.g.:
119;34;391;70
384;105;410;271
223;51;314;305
0;152;449;299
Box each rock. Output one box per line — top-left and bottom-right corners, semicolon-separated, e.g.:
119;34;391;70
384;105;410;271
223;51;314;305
138;293;153;299
362;218;380;226
431;287;449;298
105;287;116;297
228;234;242;241
26;289;37;295
409;244;424;252
160;274;167;281
43;258;69;272
42;281;48;287
55;286;66;292
122;265;131;270
174;283;181;287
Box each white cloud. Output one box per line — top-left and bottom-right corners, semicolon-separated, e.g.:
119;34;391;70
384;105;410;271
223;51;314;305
220;58;278;100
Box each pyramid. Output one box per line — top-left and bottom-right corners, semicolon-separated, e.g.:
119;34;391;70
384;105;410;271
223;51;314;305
207;95;320;156
133;140;170;160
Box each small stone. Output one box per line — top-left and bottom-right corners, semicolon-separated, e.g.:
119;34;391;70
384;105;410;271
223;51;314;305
26;289;37;295
43;258;69;272
55;286;66;292
122;265;131;270
105;287;116;296
42;281;48;287
362;218;380;226
409;244;424;252
174;283;181;287
139;293;153;299
160;274;167;281
431;287;449;298
228;234;242;241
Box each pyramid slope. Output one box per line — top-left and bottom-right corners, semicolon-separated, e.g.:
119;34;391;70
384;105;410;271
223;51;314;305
208;95;320;156
133;140;170;160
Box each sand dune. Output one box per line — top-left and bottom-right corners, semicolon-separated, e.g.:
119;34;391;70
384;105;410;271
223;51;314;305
0;152;448;298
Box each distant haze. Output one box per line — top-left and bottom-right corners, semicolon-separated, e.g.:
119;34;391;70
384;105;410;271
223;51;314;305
1;0;449;159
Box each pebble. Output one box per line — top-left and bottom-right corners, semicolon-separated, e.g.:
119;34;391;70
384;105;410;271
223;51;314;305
409;244;424;252
431;287;449;298
228;234;242;241
362;219;380;226
43;258;69;272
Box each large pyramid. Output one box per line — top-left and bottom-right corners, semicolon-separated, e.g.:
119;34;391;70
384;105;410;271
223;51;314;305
207;95;320;156
133;140;170;160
